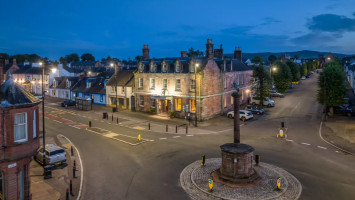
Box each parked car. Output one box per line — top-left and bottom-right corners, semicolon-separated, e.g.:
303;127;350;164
250;97;275;107
301;76;306;80
35;144;67;166
246;105;264;115
305;74;310;78
271;90;284;98
343;98;352;107
61;100;76;107
333;105;353;117
227;110;254;121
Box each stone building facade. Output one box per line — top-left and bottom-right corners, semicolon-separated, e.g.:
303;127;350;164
134;39;253;120
0;60;40;200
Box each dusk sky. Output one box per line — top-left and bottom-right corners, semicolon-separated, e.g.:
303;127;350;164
1;0;355;60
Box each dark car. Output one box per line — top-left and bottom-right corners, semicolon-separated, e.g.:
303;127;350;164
271;90;284;98
246;105;265;115
305;74;310;78
333;105;353;117
61;100;76;107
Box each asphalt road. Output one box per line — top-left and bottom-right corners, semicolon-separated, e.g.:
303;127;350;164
42;72;355;200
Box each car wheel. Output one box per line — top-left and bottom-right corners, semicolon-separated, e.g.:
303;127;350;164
241;117;246;121
65;104;68;107
257;112;260;115
228;114;233;119
268;104;271;107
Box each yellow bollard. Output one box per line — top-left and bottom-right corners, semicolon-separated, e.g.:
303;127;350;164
208;179;213;192
279;129;284;138
277;177;281;190
138;134;141;141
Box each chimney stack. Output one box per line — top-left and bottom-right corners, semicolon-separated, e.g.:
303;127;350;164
206;39;214;59
214;44;224;59
142;45;150;61
181;51;187;58
12;58;17;65
0;59;4;84
234;47;242;61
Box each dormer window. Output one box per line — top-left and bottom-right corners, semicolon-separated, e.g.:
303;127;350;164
66;80;71;88
176;63;180;73
162;63;167;73
150;63;156;73
139;64;144;72
53;80;56;87
190;63;195;73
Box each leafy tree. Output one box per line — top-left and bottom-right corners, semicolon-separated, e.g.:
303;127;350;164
251;56;263;65
64;53;79;63
286;61;300;81
134;55;143;62
268;55;277;64
12;54;41;63
273;61;292;93
0;53;10;60
187;47;201;58
300;63;307;76
317;61;347;115
252;65;271;105
81;53;95;61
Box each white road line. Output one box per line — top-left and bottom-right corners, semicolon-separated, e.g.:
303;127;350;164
186;135;194;137
173;136;181;138
68;125;80;130
150;140;155;142
317;146;327;149
335;151;339;153
301;142;311;146
159;138;167;140
107;123;111;125
53;120;63;124
285;139;293;142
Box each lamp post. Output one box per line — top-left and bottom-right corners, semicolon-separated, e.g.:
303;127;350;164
270;66;277;88
195;62;199;127
39;62;46;169
111;63;118;112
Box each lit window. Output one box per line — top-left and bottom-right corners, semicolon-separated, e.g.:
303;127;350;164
231;95;234;105
162;64;167;72
86;82;91;88
237;74;240;85
176;79;181;90
14;113;28;142
224;95;227;107
163;79;167;89
190;99;196;112
150;78;155;89
139;78;143;89
139;96;144;106
176;98;182;111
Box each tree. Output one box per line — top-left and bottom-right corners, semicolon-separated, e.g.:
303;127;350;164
252;65;271;105
0;53;10;60
81;53;95;62
293;55;299;60
300;63;307;76
187;47;200;58
134;55;143;62
268;55;277;64
64;53;79;63
251;56;263;65
317;61;347;115
273;61;292;93
286;61;300;82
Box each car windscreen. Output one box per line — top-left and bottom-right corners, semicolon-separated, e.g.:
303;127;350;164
49;149;65;156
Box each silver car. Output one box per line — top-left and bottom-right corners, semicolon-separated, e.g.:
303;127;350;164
35;144;67;166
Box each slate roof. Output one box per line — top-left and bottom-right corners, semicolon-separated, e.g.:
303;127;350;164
50;76;79;89
71;76;107;94
0;76;40;107
106;70;134;87
13;66;50;75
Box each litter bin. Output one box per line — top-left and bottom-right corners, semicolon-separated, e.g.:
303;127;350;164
112;107;117;112
103;112;107;119
44;166;52;179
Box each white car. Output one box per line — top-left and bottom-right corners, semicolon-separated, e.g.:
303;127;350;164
301;76;306;80
250;97;275;107
35;144;67;166
227;110;254;121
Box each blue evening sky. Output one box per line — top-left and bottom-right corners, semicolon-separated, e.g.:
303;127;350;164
1;0;355;60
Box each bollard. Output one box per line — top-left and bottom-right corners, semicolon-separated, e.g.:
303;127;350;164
88;121;91;127
73;166;76;178
186;125;188;134
70;180;74;196
176;125;178;133
117;117;119;124
166;124;168;132
71;146;74;156
208;179;213;192
66;188;69;200
148;122;150;130
255;155;260;166
202;155;205;166
112;114;113;121
73;160;76;168
281;122;284;128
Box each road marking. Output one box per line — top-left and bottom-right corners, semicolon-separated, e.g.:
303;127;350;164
159;138;167;140
104;132;119;138
301;142;311;146
68;125;80;130
53;120;63;123
317;146;327;149
335;151;339;153
133;126;145;130
285;139;293;142
150;140;155;142
107;123;111;124
186;135;194;137
173;136;181;138
94;119;98;121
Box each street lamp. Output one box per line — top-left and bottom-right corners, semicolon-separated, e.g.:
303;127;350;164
110;63;118;112
51;68;57;74
195;62;199;127
39;62;46;171
270;66;277;87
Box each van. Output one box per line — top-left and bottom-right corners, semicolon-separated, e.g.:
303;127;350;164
250;96;275;107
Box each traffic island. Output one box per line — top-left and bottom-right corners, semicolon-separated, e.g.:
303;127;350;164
180;158;302;200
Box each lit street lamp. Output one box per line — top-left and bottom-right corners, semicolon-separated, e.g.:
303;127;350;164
195;62;199;127
110;63;118;112
270;66;277;87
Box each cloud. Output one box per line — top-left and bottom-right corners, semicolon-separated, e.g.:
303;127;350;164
218;26;255;35
260;17;281;26
292;32;340;46
307;14;355;33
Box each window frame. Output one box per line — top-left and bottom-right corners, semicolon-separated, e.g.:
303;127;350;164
190;99;196;113
14;112;28;143
175;79;181;91
139;78;143;89
175;98;182;111
162;79;167;90
139;96;144;107
176;63;180;73
190;79;196;91
150;78;155;90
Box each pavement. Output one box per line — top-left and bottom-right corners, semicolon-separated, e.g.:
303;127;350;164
39;72;355;200
30;134;82;200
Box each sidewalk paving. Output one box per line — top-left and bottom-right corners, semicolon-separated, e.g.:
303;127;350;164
31;135;82;200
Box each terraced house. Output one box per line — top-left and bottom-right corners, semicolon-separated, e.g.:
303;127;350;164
134;39;253;120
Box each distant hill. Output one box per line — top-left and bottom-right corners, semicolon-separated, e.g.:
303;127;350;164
224;50;354;61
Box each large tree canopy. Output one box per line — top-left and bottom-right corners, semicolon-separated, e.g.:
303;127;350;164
286;61;301;82
251;56;263;65
252;65;271;105
81;53;95;62
273;61;292;93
